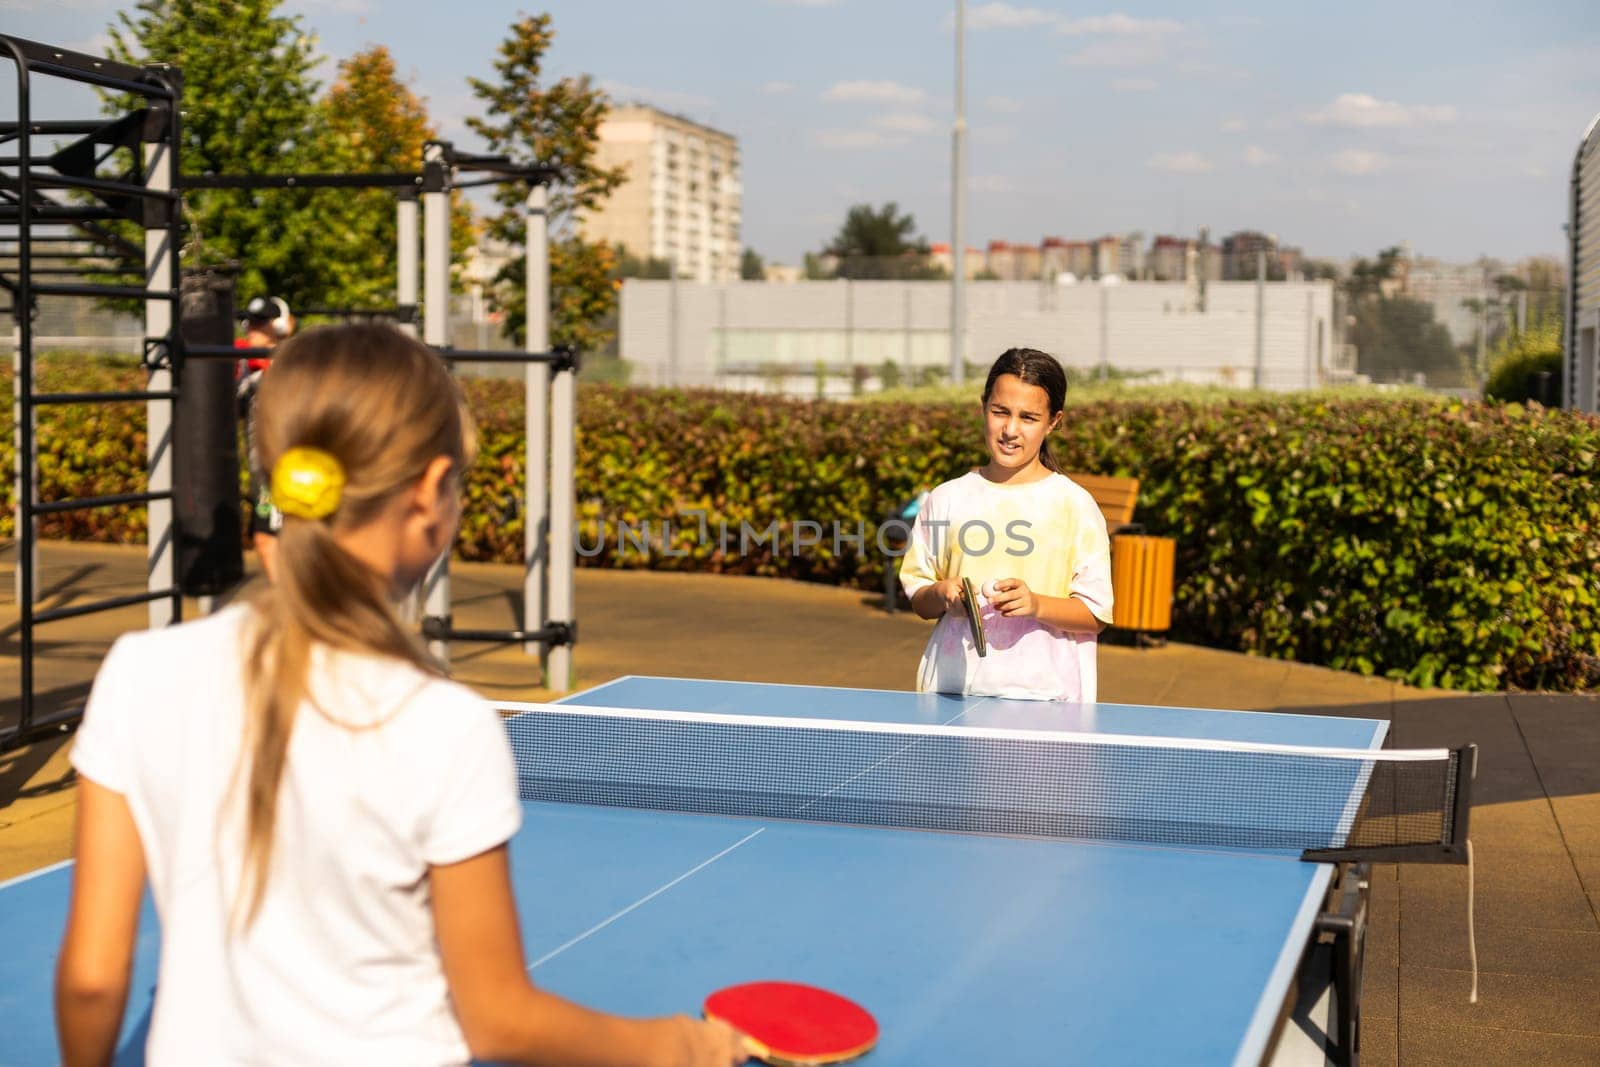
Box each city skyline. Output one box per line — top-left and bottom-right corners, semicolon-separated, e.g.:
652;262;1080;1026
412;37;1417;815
5;0;1595;267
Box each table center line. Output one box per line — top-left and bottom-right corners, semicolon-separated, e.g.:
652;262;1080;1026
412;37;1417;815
526;828;766;973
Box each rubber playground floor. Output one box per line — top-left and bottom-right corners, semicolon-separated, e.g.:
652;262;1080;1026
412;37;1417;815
1;541;1597;1064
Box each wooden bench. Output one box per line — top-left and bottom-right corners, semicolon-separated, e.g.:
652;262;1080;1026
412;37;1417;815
1065;472;1141;534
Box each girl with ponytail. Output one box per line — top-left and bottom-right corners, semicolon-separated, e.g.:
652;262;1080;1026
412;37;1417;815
58;324;744;1066
897;347;1114;702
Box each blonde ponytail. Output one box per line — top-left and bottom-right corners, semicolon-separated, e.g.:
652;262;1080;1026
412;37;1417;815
233;324;474;927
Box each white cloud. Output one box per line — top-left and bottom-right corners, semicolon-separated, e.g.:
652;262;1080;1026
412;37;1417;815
967;2;1059;30
823;80;925;104
806;128;908;150
1220;117;1248;133
1057;14;1183;36
1147;151;1212;174
1243;145;1278;166
1065;37;1168;67
760;81;797;95
984;96;1024;113
874;112;937;134
599;80;715;113
1332;149;1388;175
1112;78;1157;93
970;174;1016;193
1307;93;1456;128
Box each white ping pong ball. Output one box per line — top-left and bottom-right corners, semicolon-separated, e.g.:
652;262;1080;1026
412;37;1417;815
981;580;1000;600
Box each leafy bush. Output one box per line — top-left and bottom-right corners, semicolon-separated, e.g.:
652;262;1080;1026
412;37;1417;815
1484;316;1564;404
5;357;1597;692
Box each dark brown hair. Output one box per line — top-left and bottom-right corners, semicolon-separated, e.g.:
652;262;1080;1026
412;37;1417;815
982;347;1067;473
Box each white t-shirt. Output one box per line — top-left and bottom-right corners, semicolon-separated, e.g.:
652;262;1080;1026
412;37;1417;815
898;470;1113;702
70;604;522;1066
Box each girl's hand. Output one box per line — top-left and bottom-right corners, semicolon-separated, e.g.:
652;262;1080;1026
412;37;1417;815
988;578;1039;618
667;1015;749;1066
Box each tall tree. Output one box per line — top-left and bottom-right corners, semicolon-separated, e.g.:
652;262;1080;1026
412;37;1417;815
1342;248;1466;385
824;203;941;280
466;14;626;353
310;46;474;310
739;247;766;281
106;0;324;307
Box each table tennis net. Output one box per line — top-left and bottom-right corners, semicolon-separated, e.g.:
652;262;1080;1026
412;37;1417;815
503;705;1472;860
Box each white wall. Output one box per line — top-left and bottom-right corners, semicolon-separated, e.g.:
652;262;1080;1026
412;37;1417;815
620;279;1335;394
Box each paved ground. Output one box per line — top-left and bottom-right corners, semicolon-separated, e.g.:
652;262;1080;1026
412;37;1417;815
2;541;1597;1064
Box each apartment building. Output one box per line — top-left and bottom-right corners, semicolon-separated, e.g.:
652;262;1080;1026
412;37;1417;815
580;105;741;283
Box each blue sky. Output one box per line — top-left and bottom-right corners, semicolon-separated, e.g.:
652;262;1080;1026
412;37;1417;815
6;1;1596;265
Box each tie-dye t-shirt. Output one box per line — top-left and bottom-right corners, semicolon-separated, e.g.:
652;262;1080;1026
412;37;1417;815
897;470;1114;702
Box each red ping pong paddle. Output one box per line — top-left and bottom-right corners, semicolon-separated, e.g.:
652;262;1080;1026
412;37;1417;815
704;981;878;1066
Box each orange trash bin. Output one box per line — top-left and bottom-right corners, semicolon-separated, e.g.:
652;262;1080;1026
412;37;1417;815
1110;534;1175;636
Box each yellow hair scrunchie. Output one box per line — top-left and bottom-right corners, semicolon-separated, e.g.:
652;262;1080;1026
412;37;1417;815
271;446;346;521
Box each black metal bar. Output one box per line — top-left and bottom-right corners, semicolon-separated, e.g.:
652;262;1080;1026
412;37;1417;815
0;248;137;261
180;172;423;190
0;204;126;223
435;345;577;369
32;489;174;515
185;342;255;360
0;35;167;94
28;171;179;202
32;587;181;626
421;616;577;647
0;707;86;753
0;120;120;135
33;389;179;405
2;265;141;276
6;31;38;742
30;281;176;300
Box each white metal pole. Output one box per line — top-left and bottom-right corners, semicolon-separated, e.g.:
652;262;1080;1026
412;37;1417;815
146;136;175;628
524;184;550;662
421;143;452;662
949;0;967;384
397;194;419;339
1254;249;1266;390
1305;288;1315;391
547;343;576;695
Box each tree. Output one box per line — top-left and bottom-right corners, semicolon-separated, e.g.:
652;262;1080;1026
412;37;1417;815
466;14;626;352
106;0;324;307
613;245;672;280
309;46;474;310
740;248;766;281
824;203;942;280
1342;248;1465;386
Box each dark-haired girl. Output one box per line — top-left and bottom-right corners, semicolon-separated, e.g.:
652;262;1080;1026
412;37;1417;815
898;347;1113;701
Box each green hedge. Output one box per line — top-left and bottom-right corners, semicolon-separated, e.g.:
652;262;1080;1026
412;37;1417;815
4;360;1597;692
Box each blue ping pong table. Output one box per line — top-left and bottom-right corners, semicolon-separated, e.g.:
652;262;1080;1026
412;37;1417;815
0;676;1386;1066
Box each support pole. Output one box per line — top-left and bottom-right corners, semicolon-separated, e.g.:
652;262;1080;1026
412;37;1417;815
420;142;452;662
949;0;967;385
397;193;419;339
145;121;176;628
1253;249;1266;390
548;333;576;695
523;184;550;662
